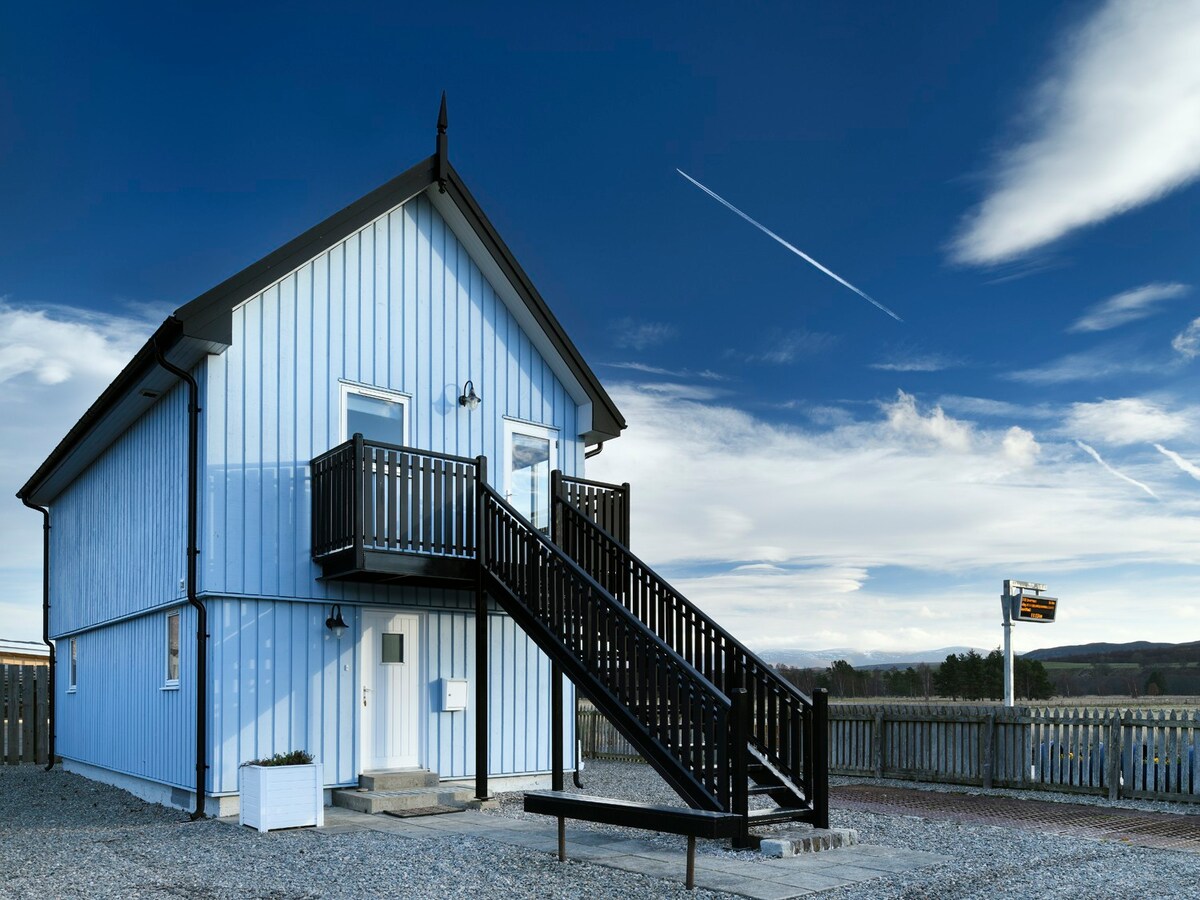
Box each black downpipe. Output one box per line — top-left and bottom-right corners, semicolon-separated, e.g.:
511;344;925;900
153;344;208;820
20;498;55;770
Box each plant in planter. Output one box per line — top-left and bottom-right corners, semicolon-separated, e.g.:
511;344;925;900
238;750;324;833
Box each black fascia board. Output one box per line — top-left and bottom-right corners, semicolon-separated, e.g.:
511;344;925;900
443;163;626;442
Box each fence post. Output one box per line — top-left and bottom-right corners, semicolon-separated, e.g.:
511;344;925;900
872;711;884;779
1107;712;1122;801
812;689;830;830
982;712;995;789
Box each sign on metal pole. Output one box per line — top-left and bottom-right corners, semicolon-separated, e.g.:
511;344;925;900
1000;579;1059;708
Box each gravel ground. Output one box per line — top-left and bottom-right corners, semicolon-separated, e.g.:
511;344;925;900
491;761;1200;898
0;765;732;899
5;761;1200;899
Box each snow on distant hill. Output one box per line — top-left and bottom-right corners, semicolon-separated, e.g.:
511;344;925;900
760;646;984;669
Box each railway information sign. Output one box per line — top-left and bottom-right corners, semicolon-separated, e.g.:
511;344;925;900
1014;592;1058;623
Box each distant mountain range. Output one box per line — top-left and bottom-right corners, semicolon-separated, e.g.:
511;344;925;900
1024;640;1200;665
761;639;1200;670
761;646;983;670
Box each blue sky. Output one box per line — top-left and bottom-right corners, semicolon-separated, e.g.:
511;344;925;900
4;1;1200;655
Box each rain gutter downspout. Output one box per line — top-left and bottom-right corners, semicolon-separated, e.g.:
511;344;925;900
20;497;55;770
153;342;208;820
584;442;604;459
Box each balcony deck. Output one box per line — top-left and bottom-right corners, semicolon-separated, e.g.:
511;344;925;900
310;436;483;588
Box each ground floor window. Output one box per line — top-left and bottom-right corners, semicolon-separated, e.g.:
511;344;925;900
165;611;180;688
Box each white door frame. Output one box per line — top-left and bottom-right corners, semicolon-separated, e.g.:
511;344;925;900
359;608;424;772
502;418;559;531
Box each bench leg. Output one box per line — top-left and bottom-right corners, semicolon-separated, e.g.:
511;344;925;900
686;835;696;890
558;816;566;862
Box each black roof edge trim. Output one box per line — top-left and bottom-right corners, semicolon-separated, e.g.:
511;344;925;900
443;164;626;441
17;316;186;500
20;147;626;498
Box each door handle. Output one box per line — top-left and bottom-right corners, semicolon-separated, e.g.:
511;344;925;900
363;685;372;707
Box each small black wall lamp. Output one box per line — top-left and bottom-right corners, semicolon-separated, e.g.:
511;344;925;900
458;380;481;411
325;604;348;639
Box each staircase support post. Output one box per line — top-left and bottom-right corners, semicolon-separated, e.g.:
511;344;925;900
474;454;489;802
551;663;564;791
731;688;752;848
549;469;565;792
813;688;829;829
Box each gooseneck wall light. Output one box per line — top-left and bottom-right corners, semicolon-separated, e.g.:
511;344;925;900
325;605;348;639
458;380;481;411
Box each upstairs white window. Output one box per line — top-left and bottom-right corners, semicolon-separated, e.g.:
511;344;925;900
341;383;409;446
165;611;180;688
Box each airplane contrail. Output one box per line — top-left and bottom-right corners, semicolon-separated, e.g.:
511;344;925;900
676;169;903;322
1075;440;1158;499
1154;443;1200;481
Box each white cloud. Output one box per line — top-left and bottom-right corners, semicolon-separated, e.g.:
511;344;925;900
1068;282;1190;333
884;390;973;452
1063;397;1192;445
613;319;676;351
870;354;958;373
735;329;837;365
1007;346;1159;384
589;382;1200;649
951;0;1200;265
0;299;159;642
1172;317;1200;359
1003;427;1040;466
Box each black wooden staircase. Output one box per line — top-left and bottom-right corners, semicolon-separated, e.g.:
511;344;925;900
310;437;828;844
548;473;829;838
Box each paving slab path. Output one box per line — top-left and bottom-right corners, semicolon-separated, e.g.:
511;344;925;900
833;783;1200;852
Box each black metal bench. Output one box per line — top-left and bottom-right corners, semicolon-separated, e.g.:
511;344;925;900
523;791;742;890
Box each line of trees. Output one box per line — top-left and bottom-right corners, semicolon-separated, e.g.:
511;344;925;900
774;649;1054;700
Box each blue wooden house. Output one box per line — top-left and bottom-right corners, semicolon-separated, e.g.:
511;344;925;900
18;103;827;839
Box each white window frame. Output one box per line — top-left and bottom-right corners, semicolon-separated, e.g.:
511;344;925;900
164;610;181;690
67;638;77;693
339;381;411;446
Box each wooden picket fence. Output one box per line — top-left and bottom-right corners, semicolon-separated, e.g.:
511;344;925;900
580;702;1200;803
830;704;1200;802
1;664;50;765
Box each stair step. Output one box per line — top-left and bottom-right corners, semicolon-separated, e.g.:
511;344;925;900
332;785;475;815
359;768;440;791
746;806;814;826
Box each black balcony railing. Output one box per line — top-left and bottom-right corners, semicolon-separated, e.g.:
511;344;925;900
311;434;482;578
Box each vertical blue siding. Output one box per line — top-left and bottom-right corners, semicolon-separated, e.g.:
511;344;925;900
56;608;197;789
49;382;187;636
208;597;357;793
202;191;583;602
424;609;573;778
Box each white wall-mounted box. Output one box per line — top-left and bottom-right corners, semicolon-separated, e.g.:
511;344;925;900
441;678;468;712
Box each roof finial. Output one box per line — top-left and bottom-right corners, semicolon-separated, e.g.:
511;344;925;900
436;92;449;192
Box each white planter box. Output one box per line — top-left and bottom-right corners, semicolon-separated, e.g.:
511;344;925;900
238;763;324;833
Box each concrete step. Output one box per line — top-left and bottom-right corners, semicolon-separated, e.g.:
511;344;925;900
760;828;858;858
358;769;440;791
332;785;476;815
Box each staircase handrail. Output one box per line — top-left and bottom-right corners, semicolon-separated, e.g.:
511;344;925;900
479;484;737;810
556;499;814;708
554;495;814;797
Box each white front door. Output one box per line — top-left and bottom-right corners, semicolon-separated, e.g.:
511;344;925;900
361;610;421;770
504;420;558;534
